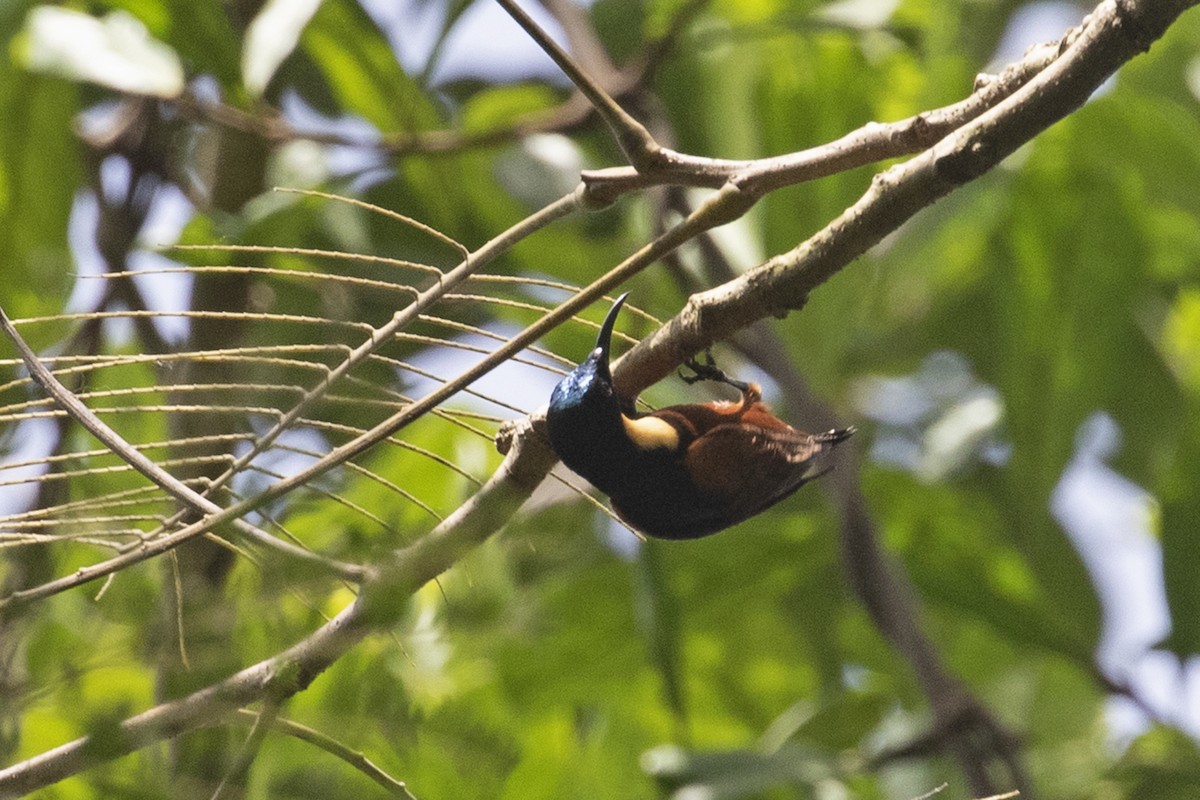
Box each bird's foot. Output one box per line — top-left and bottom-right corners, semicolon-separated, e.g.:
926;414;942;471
680;351;751;393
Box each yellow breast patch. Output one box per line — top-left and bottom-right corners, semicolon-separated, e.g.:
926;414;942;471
622;414;680;451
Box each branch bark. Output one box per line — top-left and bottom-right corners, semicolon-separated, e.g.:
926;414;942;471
0;427;555;798
1;0;1193;794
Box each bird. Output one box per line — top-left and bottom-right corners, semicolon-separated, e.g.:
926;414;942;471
546;293;854;539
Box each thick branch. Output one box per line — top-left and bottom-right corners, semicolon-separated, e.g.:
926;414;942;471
613;0;1197;391
0;429;554;798
1;0;1192;793
655;186;1030;794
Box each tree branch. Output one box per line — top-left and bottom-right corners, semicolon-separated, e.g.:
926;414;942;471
611;0;1197;391
1;0;1192;793
0;425;555;798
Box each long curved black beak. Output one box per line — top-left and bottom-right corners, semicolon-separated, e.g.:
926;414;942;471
594;292;629;365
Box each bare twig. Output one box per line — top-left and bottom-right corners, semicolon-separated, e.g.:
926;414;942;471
581;37;1062;203
0;156;750;607
610;0;1195;391
209;701;280;800
490;0;663;169
0;421;555;797
911;785;949;800
655;187;1030;795
0;191;579;609
227;709;419;798
0;1;1192;795
167;0;708;162
274;188;470;261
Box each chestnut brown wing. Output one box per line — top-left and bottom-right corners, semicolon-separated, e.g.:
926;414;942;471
684;422;832;523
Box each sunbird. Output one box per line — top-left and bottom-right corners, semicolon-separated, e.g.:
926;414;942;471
547;294;853;539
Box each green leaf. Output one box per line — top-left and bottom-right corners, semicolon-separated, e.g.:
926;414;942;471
459;84;560;134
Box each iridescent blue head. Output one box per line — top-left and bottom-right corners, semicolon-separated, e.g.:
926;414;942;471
546;293;632;493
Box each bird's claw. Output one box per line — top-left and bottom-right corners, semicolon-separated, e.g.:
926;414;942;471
679;351;750;392
679;350;717;384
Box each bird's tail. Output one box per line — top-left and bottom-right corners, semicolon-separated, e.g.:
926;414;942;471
797;427;855;482
815;426;856;447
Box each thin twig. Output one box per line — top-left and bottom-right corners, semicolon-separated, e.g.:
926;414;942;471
169;550;192;672
228;709;418;798
0;1;1191;796
578;38;1062;204
0;422;558;797
495;0;662;169
209;702;281;800
0;192;580;608
274;187;470;262
655;185;1031;793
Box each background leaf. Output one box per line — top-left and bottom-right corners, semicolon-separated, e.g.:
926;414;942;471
1;1;1198;798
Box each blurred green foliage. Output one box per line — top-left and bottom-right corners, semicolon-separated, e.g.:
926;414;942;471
1;0;1199;798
